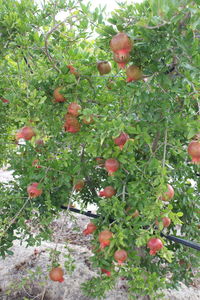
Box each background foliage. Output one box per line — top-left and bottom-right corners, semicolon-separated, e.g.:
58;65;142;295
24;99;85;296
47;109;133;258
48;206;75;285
0;0;199;298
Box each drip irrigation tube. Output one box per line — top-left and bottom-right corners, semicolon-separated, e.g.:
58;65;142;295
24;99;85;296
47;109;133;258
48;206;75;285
61;205;200;251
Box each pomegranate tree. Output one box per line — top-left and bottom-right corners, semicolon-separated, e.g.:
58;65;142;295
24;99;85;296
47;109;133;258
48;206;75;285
98;230;113;249
99;186;116;198
105;158;120;175
187;140;200;164
83;222;97;235
27;182;42;198
97;61;111;75
114;132;129;150
147;238;163;255
114;249;128;264
49;267;64;282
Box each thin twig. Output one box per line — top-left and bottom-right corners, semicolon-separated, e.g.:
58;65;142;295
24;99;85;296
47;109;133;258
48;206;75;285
162;128;168;169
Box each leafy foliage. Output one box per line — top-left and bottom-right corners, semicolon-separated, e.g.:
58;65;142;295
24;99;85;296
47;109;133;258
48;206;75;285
0;0;199;298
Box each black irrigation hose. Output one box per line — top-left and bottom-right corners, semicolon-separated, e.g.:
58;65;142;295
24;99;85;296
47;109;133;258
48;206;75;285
61;205;200;251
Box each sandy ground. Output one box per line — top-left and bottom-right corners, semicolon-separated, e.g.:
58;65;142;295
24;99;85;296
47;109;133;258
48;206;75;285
0;169;200;300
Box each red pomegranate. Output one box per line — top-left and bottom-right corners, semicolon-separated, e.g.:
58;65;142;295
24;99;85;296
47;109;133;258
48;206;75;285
114;249;128;264
73;180;85;191
101;269;111;277
105;158;120;175
147;238;163;255
98;230;113;249
126;65;143;82
113;52;130;69
67;65;79;77
0;97;9;103
110;32;132;58
16;126;36;141
161;184;174;201
83;222;97;235
114;132;129;150
27;182;42;198
49;267;64;282
68;102;81;117
97;61;111;75
99;186;116;198
64;117;81;133
188;140;200;164
162;217;171;228
53;87;66;103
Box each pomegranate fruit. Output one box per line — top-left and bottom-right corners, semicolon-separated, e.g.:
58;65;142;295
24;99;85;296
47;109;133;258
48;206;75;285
68;102;81;117
83;222;97;235
73;180;85;191
188;140;200;164
162;217;171;228
82;115;94;125
105;158;120;175
113;52;130;69
110;32;132;58
114;132;129;150
35;139;44;146
95;157;105;167
53;87;66;103
161;184;174;201
114;249;128;264
49;267;64;282
0;97;9;103
97;61;111;75
27;182;42;198
147;238;163;255
101;269;111;276
16;126;36;141
126;65;143;82
67;65;79;77
98;230;113;249
99;186;116;198
64;117;81;133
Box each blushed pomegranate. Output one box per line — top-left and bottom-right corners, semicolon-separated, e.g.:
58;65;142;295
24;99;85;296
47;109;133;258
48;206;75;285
98;230;113;249
105;158;120;175
53;87;66;103
162;217;171;228
110;32;132;58
101;269;111;276
114;132;129;150
97;61;111;75
67;65;79;77
68;102;81;117
161;184;174;201
114;249;128;264
188;140;200;164
113;52;130;69
27;182;42;198
49;267;64;282
64;117;81;133
83;222;97;235
126;65;143;82
16;126;36;141
95;157;105;167
147;238;163;255
99;186;116;198
73;180;85;191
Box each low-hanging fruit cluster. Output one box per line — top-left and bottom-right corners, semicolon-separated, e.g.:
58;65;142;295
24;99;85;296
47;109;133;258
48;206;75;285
49;267;64;282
